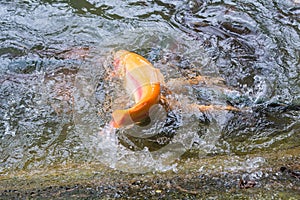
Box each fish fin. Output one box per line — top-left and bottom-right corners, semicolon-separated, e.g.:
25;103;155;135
155;68;165;84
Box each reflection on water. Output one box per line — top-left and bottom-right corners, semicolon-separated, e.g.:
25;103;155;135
0;0;299;174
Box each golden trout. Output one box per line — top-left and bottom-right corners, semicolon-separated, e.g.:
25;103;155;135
111;50;164;128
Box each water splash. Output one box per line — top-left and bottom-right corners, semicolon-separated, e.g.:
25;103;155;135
0;0;299;175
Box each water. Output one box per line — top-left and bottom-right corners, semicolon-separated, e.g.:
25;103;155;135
0;0;299;175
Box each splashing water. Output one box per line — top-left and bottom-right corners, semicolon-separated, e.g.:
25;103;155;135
0;0;299;175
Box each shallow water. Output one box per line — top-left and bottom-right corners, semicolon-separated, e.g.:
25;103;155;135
0;0;299;175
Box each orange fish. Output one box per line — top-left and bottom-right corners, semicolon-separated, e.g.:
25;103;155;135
111;50;164;128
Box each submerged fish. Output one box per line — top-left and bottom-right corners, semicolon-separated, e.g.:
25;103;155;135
111;50;164;128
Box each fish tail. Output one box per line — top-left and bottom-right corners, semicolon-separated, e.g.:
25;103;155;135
111;109;133;128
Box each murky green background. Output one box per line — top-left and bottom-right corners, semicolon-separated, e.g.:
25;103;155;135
0;0;299;196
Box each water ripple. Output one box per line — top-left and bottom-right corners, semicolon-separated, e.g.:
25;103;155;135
0;0;299;173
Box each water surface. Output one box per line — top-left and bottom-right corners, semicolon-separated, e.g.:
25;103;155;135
0;0;299;175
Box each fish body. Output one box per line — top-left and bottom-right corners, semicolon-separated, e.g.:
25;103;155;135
111;50;164;128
